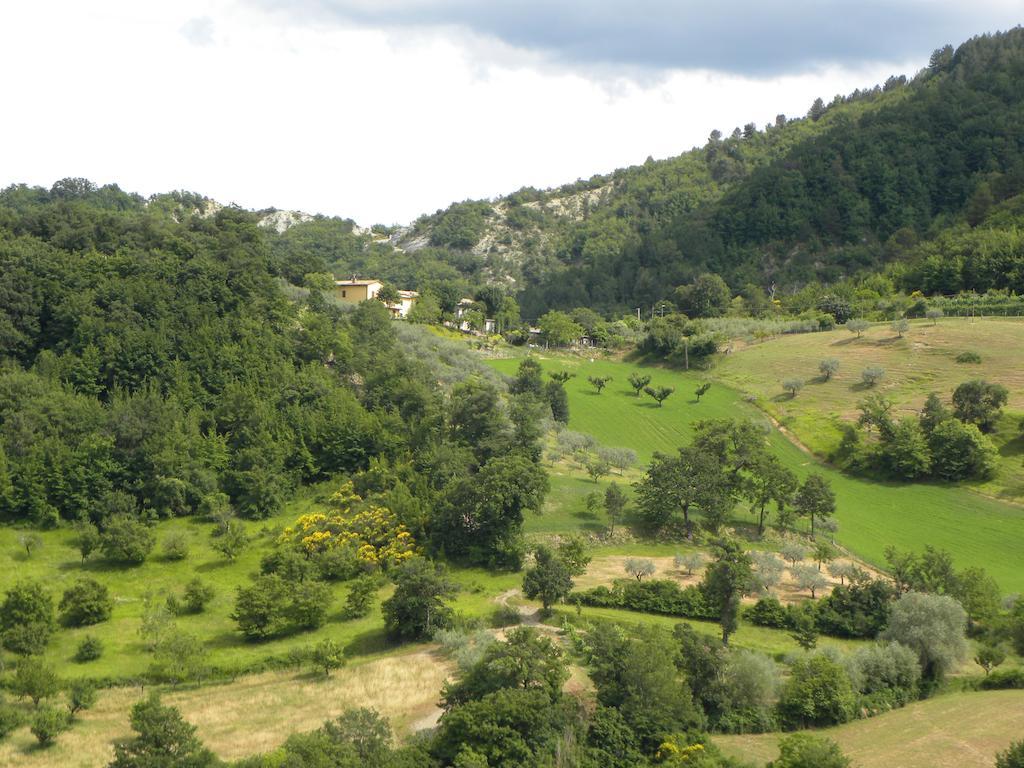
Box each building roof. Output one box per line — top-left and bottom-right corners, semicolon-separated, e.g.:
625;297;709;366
397;290;420;299
334;278;382;287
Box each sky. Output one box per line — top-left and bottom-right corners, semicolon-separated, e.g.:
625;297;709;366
0;1;1020;224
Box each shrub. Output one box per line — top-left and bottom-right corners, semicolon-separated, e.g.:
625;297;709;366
955;350;981;364
770;734;850;768
979;668;1024;690
778;654;855;729
846;641;920;710
67;679;98;716
746;597;793;629
881;592;967;681
30;706;70;747
161;532;189;561
0;702;24;740
996;740;1024;768
183;578;215;614
814;580;895;639
74;635;104;663
59;578;112;626
491;603;522;628
571;579;714;620
342;575;380;620
100;515;155;564
0;579;56;655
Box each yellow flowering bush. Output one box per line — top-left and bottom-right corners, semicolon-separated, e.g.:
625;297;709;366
655;740;706;764
279;482;416;569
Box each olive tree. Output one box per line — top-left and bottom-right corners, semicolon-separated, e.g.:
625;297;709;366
624;558;656;581
818;358;840;381
881;592;967;681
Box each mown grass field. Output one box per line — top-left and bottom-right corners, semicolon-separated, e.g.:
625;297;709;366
488;352;1024;592
0;649;451;767
715;689;1024;768
712;317;1024;499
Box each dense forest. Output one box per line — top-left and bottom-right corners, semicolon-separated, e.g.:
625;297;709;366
266;28;1024;320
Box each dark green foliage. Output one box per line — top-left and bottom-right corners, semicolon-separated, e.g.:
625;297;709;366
428;201;490;250
777;654;855;729
67;679;98;716
793;473;835;536
814;580;895;638
572;579;714;620
587;375;612;394
522;545;573;611
955;350;982;364
59;578;112;626
0;579;55;655
230;575;332;640
311;639;345;676
441;627;568;709
0;701;23;740
952;379;1009;431
182;578;215;614
768;734;850;768
382;558;458;640
628;372;651;396
109;694;217;768
74;635;104;662
979;668;1024;690
544;379;569;424
30;705;70;747
996;740;1024;768
701;539;754;645
643;385;675;406
100;515;156;564
342;575;380;619
12;658;59;707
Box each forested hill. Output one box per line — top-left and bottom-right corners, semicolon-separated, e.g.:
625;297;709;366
0;183;494;529
265;28;1024;319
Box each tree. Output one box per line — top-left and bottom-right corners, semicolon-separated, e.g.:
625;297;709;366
19;532;41;557
926;307;944;325
538;311;583;347
110;694;217;768
748;454;797;535
75;520;101;563
59;579;112;626
769;734;850;768
891;318;909;337
886;418;932;478
677;273;731;317
676;552;704;576
548;370;574;384
634;446;730;534
929;418;998;480
694;382;711;401
100;515;155;564
952;380;1009;431
701;539;753;645
343;575;379;619
881;592;967;681
643;385;675;406
544;380;569;424
778;654;854;728
628;372;651;396
793;474;835;537
790;615;819;651
522;545;574;612
585;456;610;483
75;635;104;662
861;366;885;387
792;564;828;598
780;542;808;566
211;519;249;562
624;558;656;581
509;357;544;397
375;283;400;306
587;375;612;394
845;319;869;338
382;558;458;640
813;540;836;571
818;358;840;381
12;658;59;707
67;679;97;716
808;96;826;121
954;566;1001;627
161;532;189;561
556;536;591;577
1;579;55;655
974;642;1007;675
30;705;70;747
782;379;804;398
312;638;345;676
603;483;627;534
750;551;785;593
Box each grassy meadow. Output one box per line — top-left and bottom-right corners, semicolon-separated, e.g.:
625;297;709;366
488;350;1024;592
715;689;1024;768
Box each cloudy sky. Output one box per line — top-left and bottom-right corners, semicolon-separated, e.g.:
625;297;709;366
1;1;1019;224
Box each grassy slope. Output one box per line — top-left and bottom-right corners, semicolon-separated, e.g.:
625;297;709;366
488;351;1024;592
715;689;1024;768
713;317;1024;499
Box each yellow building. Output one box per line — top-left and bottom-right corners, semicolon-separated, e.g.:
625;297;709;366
332;278;383;304
331;278;419;318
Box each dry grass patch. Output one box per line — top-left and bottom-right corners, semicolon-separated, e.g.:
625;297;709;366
0;649;452;767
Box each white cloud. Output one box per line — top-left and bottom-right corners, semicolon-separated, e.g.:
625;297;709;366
0;0;926;224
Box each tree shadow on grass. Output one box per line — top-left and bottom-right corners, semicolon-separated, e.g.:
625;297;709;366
998;433;1024;459
770;393;797;403
849;381;878;392
344;627;391;656
195;560;232;573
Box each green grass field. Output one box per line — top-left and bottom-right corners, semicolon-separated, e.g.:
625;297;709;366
712;317;1024;499
488;351;1024;592
715;689;1024;768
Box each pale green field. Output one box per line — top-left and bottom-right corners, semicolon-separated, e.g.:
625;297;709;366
488;352;1024;593
716;689;1024;768
712;317;1024;499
